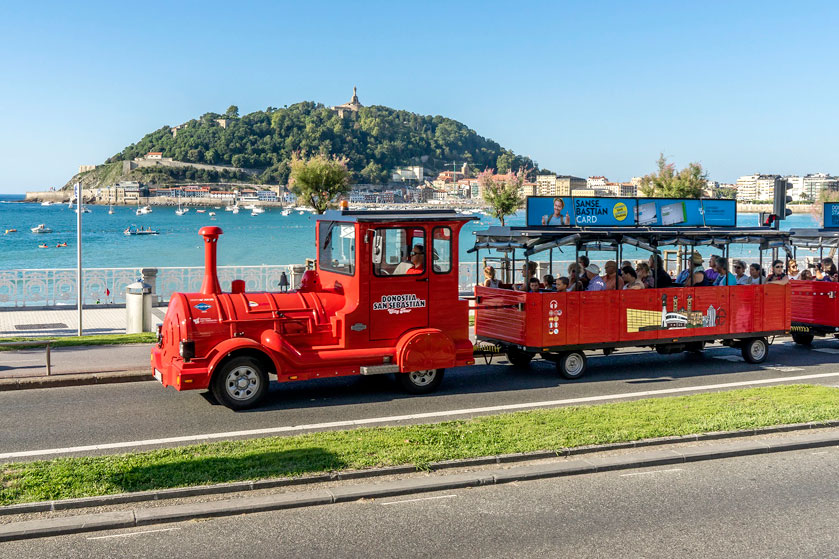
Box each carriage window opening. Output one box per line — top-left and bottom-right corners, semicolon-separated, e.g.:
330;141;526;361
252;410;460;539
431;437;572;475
432;227;452;273
318;221;355;276
373;228;426;276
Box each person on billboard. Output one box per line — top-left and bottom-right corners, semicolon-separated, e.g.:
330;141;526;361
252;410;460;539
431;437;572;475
541;197;571;226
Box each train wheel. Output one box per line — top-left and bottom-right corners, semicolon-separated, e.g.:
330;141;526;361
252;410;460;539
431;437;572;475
211;356;269;410
557;351;587;380
741;338;768;364
792;333;814;346
398;369;445;394
506;349;533;368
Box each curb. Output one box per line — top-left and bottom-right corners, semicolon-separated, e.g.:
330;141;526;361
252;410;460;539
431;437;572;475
0;370;151;391
2;426;838;542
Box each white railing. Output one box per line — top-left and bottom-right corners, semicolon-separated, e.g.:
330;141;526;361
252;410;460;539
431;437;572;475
0;266;298;308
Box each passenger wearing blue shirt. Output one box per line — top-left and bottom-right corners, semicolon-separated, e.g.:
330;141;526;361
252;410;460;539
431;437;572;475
712;257;737;286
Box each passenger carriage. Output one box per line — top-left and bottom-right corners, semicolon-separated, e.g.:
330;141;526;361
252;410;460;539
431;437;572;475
472;225;793;379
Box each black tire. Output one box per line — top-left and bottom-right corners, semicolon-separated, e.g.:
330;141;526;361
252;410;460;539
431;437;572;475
556;351;587;380
792;332;814;346
211;356;269;410
741;338;769;364
397;369;445;394
506;349;534;368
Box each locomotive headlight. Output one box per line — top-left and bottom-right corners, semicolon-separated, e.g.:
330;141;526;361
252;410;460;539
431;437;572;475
179;340;195;361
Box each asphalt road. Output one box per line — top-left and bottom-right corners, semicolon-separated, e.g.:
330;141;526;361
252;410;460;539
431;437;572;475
2;337;839;460
5;445;838;558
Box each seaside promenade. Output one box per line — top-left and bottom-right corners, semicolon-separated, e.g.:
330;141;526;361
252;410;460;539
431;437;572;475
0;306;165;338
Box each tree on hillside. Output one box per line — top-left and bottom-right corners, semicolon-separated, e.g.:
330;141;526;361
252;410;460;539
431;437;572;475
360;161;388;184
289;153;351;214
496;152;515;174
480;169;526;227
225;105;239;118
639;154;707;198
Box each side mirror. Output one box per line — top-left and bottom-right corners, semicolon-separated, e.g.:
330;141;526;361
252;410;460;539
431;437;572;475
372;231;383;264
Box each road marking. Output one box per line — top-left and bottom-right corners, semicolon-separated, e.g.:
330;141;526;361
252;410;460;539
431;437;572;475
763;365;805;372
814;348;839;354
88;527;181;540
620;468;683;477
4;372;839;461
381;494;458;505
713;355;743;362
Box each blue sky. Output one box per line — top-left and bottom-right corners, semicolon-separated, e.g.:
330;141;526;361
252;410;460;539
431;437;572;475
1;0;836;193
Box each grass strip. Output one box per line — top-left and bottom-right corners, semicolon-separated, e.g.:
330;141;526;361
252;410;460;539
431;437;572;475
0;333;156;351
2;384;838;506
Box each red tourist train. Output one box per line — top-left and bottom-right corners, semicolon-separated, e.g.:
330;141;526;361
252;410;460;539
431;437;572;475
152;208;795;409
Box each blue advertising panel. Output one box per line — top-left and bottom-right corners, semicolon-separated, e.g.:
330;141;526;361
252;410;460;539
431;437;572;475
824;203;839;229
526;196;736;228
699;199;737;227
572;197;637;226
527;196;574;227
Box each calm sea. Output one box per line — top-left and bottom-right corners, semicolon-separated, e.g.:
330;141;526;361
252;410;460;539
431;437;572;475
0;194;821;270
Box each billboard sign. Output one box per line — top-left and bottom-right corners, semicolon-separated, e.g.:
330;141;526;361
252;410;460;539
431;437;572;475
824;202;839;229
526;196;737;228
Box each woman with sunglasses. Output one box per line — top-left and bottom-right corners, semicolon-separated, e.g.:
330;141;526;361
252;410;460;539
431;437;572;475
786;259;801;280
405;245;425;275
766;259;789;285
733;260;749;285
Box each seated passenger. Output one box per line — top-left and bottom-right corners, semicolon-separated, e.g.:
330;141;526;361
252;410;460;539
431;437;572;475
766;259;789;284
621;266;644;290
745;263;764;285
799;269;813;280
705;255;721;284
585;264;606;291
712;257;738;286
516;261;538;291
542;274;557;292
820;258;838;282
483;265;499;288
527;277;541;292
636;262;654;289
405;245;425;275
733;260;750;285
676;252;704;285
556;277;570;292
603;261;624;290
787;259;801;280
649;255;673;288
567;263;584;292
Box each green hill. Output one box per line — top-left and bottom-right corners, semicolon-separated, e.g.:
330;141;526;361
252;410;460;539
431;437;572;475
80;101;537;187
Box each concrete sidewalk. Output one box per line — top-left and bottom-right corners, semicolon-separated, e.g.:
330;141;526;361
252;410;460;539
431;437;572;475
0;306;165;338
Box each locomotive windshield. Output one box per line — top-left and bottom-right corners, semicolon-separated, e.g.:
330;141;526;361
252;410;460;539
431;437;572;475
318;221;355;275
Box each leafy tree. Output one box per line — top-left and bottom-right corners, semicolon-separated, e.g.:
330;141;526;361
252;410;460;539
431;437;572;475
639;154;707;198
360;161;387;184
289;153;351;214
225;105;239;118
479;169;526;226
496;152;515;174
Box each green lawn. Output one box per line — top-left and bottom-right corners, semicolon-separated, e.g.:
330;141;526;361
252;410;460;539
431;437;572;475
0;333;156;351
2;384;837;506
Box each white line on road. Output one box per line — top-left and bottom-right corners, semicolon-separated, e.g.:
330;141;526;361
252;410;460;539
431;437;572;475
620;468;683;477
814;348;839;354
381;494;458;505
87;527;181;540
4;372;839;461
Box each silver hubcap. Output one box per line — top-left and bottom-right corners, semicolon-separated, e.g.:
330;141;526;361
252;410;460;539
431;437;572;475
408;370;436;386
564;354;584;376
225;366;260;401
750;341;766;361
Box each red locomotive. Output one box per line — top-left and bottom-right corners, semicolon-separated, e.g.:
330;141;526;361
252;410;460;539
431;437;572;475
151;210;476;409
789;228;839;344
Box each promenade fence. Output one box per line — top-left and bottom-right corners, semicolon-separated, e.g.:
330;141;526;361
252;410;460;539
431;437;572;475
0;264;488;308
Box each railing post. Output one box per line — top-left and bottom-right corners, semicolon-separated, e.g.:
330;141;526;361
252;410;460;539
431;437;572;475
141;268;159;305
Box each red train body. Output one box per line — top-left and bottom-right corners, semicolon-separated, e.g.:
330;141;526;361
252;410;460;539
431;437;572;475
151;210;476;409
790;280;839;343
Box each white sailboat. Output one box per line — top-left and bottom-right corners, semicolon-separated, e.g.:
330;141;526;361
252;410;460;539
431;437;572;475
108;202;114;215
251;206;264;215
281;208;292;216
174;193;189;216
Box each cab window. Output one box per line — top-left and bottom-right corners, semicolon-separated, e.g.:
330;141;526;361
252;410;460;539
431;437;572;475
373;228;426;276
318;221;355;276
432;227;452;273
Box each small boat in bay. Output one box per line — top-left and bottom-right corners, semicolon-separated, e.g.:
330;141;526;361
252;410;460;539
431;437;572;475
31;224;52;234
124;225;159;236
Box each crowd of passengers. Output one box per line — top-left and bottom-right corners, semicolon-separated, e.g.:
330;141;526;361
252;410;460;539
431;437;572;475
482;252;839;293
